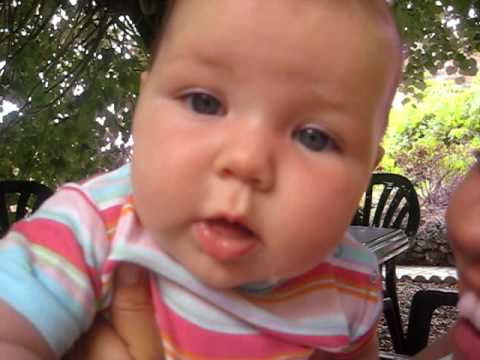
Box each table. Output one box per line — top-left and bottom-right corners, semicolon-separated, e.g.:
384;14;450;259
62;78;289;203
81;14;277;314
350;225;410;353
350;225;409;264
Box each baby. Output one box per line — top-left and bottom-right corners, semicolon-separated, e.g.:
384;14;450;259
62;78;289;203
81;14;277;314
0;1;403;359
448;151;480;360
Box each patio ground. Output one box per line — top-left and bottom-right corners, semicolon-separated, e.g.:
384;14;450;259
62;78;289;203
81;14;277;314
379;266;458;353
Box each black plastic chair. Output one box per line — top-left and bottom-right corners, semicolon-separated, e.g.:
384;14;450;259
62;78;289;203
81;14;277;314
404;289;459;356
353;173;421;354
0;180;54;237
352;173;420;235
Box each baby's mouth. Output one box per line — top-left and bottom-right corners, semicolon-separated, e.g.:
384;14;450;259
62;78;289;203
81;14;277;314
193;217;259;262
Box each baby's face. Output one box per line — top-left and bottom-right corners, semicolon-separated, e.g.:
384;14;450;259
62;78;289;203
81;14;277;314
447;159;480;291
131;0;399;288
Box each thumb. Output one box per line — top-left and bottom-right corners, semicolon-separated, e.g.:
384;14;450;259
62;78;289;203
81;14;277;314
111;263;164;360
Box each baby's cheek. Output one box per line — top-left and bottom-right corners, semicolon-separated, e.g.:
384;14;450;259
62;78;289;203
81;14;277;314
449;212;480;262
457;260;480;293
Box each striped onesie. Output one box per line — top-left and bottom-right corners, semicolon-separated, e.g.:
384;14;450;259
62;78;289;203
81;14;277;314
0;164;382;359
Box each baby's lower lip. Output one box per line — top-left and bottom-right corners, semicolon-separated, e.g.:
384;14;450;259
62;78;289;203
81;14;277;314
193;219;259;262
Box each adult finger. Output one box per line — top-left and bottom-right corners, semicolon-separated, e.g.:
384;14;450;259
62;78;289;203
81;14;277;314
110;263;164;360
64;315;131;360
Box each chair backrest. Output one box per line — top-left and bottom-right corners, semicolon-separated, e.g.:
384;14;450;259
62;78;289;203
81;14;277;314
0;180;54;237
352;173;420;236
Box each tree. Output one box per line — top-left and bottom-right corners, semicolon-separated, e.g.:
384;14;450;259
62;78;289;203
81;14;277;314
0;0;479;185
393;0;480;97
0;0;149;185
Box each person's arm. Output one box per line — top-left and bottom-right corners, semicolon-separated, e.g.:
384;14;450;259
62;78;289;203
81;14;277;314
0;300;55;359
65;264;164;360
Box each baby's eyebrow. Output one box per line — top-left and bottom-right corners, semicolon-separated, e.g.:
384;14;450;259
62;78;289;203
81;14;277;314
187;52;235;75
308;85;349;112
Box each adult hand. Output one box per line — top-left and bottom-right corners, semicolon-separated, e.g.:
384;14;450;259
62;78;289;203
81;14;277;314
65;263;163;360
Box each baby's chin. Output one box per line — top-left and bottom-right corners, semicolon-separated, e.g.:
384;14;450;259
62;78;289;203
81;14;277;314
181;250;317;290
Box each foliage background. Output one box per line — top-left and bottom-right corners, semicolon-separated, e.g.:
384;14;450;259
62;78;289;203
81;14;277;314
1;0;146;186
0;0;479;187
381;73;480;222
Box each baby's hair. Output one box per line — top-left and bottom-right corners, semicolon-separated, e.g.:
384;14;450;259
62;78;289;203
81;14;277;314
145;0;174;67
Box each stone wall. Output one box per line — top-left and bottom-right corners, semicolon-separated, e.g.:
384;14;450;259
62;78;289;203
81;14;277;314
396;218;456;266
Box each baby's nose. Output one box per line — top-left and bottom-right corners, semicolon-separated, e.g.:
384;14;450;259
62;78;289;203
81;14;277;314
213;129;275;191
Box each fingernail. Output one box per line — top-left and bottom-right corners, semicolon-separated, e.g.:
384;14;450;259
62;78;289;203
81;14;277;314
458;292;478;319
117;263;144;286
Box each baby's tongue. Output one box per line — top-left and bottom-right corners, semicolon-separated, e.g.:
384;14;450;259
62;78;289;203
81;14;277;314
194;219;258;262
208;219;254;238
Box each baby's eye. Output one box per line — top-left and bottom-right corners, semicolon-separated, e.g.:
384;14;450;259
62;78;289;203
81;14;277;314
292;127;336;152
183;92;225;116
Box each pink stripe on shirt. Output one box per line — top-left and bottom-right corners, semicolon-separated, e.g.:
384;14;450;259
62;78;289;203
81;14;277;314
13;220;102;298
150;280;316;359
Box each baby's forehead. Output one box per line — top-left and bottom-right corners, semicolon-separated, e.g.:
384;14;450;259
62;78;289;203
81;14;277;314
150;0;400;58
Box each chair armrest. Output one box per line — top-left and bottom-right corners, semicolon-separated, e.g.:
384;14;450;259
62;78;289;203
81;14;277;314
405;289;458;355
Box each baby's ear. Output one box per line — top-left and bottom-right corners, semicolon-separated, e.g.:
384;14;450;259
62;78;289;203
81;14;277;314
140;71;150;92
373;145;385;170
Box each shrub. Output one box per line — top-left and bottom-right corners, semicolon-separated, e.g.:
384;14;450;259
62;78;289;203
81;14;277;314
380;74;479;236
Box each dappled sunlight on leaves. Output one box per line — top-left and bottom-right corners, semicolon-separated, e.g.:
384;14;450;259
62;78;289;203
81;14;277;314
0;1;479;186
